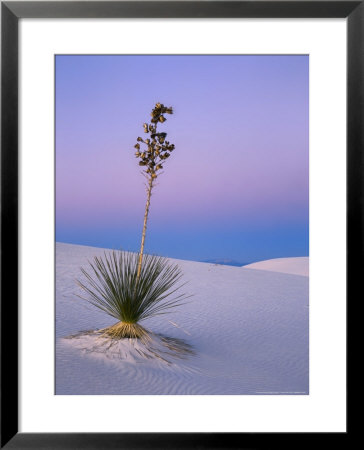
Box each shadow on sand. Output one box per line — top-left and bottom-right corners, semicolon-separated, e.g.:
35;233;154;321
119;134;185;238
64;328;195;366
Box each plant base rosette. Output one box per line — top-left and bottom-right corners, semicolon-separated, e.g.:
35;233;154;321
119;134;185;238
98;321;150;342
75;250;192;362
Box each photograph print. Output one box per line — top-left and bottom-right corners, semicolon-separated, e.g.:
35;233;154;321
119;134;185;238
56;55;309;395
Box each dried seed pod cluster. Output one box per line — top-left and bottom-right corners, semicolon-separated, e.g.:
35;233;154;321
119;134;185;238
134;102;175;179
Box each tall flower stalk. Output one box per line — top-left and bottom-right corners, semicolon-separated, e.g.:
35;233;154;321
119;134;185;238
134;103;175;279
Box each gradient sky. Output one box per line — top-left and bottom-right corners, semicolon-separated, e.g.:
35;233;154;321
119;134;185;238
56;55;308;263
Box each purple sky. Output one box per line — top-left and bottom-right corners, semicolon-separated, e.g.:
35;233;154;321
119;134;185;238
56;55;308;263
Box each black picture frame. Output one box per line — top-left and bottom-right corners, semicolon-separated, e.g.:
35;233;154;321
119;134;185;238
1;1;357;448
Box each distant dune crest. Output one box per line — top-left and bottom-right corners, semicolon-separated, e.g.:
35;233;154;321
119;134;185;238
243;257;309;276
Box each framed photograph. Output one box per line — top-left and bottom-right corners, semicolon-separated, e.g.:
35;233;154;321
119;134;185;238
1;1;356;448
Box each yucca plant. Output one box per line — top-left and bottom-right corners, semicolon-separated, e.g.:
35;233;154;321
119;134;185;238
77;103;187;341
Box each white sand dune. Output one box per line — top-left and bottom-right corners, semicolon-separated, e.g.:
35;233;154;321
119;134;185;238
242;257;309;276
56;243;309;395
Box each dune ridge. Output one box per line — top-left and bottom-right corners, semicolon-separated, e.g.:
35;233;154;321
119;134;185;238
242;257;309;276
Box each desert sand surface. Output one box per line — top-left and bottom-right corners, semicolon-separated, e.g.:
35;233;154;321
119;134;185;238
243;257;309;276
56;243;309;395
